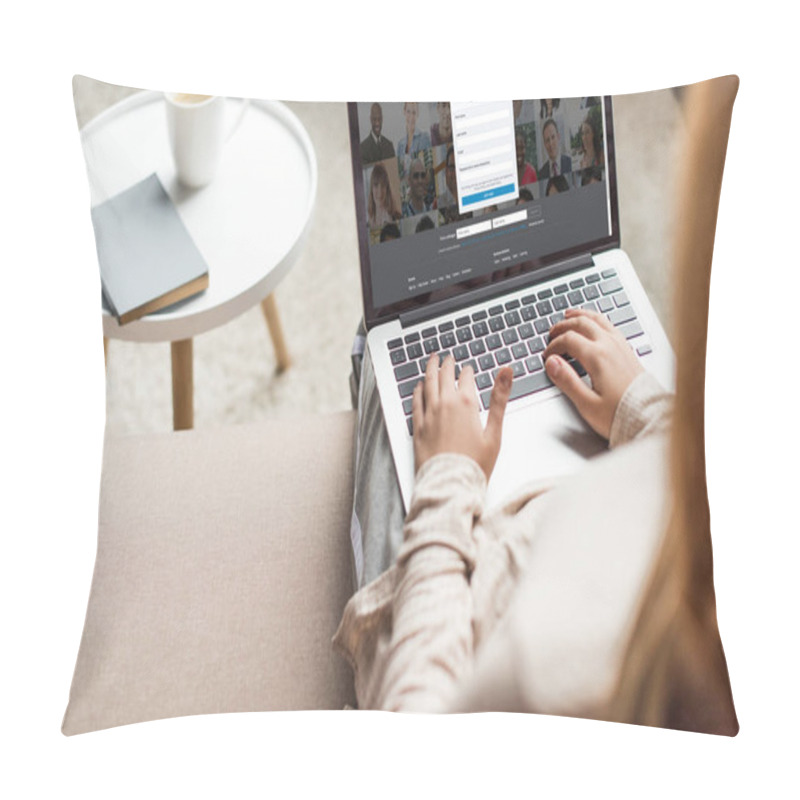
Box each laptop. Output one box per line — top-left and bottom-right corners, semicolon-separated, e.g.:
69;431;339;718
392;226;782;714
348;97;674;510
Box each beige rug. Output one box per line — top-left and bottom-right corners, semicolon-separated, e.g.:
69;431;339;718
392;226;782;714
73;77;682;436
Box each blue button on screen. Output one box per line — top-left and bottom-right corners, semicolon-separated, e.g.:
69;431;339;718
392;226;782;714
462;183;516;207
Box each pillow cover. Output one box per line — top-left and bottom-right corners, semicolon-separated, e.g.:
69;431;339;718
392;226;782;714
65;76;737;735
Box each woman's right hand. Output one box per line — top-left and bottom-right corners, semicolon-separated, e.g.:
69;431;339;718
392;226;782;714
543;308;643;440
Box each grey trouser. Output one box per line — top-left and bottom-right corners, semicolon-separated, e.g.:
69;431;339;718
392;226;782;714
349;326;406;590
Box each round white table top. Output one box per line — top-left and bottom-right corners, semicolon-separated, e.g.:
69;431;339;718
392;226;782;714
81;91;317;342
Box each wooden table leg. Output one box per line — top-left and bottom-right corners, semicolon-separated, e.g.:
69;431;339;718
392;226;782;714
171;338;194;430
260;292;291;372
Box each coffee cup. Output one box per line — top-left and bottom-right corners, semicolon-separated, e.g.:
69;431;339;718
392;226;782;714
164;93;249;188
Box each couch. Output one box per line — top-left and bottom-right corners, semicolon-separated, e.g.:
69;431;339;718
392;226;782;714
62;410;358;735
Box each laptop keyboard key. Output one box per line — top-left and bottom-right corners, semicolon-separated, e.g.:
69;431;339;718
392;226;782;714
407;417;414;435
469;339;486;356
528;337;545;354
598;297;614;313
453;345;470;361
403;397;414;415
472;309;488;321
534;318;550;334
585;273;601;284
438;320;454;332
537;288;554;300
536;300;553;316
567;358;587;377
421;326;437;338
504;310;521;327
567;290;584;306
512;343;528;359
519;322;534;339
390;348;406;365
601;268;617;278
505;299;521;310
600;277;623;295
554;283;569;294
486;334;502;350
440;331;456;347
553;295;568;311
404;331;420;343
407;342;423;359
620;320;644;340
456;327;472;343
394;361;419;382
608;306;637;326
398;377;422;398
521;305;537;321
424;337;440;354
569;278;585;289
525;355;543;373
502;328;519;345
489;304;504;316
479;354;495;371
584;285;600;300
489;316;505;332
521;294;537;305
495;348;512;365
476;373;492;390
388;338;403;350
472;321;489;338
614;292;630;307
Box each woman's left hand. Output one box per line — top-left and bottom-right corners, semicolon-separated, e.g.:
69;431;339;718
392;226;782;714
412;355;513;481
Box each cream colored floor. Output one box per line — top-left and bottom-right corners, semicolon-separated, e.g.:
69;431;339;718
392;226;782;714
73;77;683;436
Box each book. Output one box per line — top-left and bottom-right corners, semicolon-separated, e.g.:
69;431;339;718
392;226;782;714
91;173;210;325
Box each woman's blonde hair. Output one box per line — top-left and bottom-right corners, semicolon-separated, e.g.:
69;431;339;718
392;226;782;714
607;76;740;735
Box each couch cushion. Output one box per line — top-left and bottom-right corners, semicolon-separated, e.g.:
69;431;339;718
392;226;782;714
63;410;357;735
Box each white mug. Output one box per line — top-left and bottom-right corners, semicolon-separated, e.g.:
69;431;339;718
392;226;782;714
164;93;248;188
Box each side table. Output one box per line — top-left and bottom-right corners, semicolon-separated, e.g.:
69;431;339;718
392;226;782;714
81;91;317;429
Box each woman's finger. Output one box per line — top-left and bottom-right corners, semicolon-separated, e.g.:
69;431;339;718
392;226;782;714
543;329;595;366
457;363;479;409
545;355;600;424
549;313;605;343
424;350;440;410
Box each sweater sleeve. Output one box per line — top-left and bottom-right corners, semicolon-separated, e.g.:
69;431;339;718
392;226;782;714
372;453;486;712
608;371;673;449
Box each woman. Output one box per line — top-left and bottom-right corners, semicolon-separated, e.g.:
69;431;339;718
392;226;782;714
367;162;401;230
516;130;538;186
334;77;739;734
396;102;431;158
579;111;605;169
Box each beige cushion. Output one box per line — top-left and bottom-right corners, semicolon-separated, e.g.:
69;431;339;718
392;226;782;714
63;410;357;736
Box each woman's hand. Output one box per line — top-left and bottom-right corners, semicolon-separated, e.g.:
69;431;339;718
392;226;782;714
544;308;643;439
412;355;513;481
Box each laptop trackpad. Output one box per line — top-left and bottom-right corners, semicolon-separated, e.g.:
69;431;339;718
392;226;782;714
485;394;607;509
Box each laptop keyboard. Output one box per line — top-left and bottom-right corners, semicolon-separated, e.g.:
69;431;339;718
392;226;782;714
388;268;653;435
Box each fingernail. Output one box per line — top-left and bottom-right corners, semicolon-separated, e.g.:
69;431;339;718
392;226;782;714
546;356;560;376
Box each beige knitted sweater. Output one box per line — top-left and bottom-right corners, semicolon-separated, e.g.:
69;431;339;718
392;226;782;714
333;372;672;715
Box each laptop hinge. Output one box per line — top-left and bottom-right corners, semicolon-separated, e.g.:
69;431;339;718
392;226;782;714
399;253;594;328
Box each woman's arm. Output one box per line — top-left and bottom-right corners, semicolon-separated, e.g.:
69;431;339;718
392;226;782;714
371;358;512;711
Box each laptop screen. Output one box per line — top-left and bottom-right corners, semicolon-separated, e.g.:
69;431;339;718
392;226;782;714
348;96;619;328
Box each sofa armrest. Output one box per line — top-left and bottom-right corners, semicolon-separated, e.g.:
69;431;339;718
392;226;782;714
63;410;357;735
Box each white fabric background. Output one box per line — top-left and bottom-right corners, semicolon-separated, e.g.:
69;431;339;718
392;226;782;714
2;2;796;797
